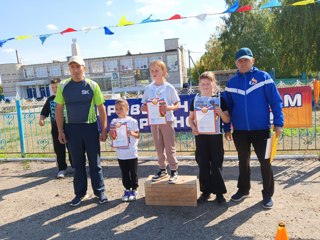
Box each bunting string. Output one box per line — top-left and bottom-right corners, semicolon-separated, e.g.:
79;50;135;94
0;0;319;48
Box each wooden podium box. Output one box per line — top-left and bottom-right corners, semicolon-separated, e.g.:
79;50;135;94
144;175;197;207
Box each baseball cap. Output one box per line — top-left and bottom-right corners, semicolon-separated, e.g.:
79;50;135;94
235;47;253;60
68;55;85;66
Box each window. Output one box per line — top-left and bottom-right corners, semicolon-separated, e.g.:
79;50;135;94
49;65;62;76
104;60;118;72
120;58;133;71
167;55;178;72
134;57;148;69
62;64;70;76
149;55;163;63
24;67;34;78
111;80;120;89
90;61;104;73
35;67;48;78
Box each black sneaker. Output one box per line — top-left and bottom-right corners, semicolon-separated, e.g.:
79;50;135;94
216;194;226;204
262;197;273;209
197;193;211;203
231;191;250;202
168;171;178;184
152;169;168;182
98;192;108;204
70;194;89;207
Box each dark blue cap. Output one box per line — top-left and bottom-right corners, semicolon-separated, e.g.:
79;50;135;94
235;47;253;60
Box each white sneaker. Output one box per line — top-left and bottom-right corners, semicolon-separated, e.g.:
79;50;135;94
56;170;67;179
128;190;138;201
121;190;131;202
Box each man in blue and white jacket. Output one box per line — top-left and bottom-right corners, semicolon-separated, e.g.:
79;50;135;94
224;47;284;209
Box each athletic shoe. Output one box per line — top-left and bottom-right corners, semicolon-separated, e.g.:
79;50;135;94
121;190;131;202
168;171;178;184
70;194;89;207
56;169;67;179
216;194;226;204
197;193;211;203
231;191;250;202
152;169;168;182
98;192;108;204
128;190;138;201
262;198;273;209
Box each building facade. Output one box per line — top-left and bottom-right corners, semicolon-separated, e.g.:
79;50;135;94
0;38;188;100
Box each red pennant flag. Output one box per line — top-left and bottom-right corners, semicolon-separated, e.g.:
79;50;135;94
168;14;182;20
236;5;252;12
60;28;77;35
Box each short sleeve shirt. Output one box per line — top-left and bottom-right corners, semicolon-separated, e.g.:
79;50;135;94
110;116;139;160
141;81;180;121
55;78;104;124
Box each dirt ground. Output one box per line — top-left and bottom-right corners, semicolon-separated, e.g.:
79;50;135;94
0;157;319;240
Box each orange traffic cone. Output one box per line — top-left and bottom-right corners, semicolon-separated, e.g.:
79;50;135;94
275;221;289;240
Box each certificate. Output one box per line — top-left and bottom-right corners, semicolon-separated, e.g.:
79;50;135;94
195;107;217;134
146;98;166;125
194;95;220;134
111;122;129;148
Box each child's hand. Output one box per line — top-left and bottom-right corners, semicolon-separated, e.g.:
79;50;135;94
214;107;223;116
141;104;148;112
39;119;45;126
109;129;117;140
191;127;199;136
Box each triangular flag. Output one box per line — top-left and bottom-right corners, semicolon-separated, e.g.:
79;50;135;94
0;38;14;48
223;0;239;13
15;35;33;40
82;26;99;33
60;28;77;35
39;34;52;45
103;26;114;35
140;14;161;23
292;0;315;5
117;16;135;26
168;14;182;20
195;13;208;21
260;0;282;9
237;5;253;12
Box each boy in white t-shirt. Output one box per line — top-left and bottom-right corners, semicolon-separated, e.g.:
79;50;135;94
109;98;140;202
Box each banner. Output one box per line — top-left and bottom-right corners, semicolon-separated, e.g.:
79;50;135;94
104;94;195;133
278;86;312;128
104;87;313;132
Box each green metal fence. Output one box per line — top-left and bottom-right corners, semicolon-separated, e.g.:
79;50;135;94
0;96;319;157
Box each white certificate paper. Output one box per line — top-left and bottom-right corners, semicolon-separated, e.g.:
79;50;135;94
111;122;129;148
195;108;216;134
146;98;166;125
194;95;220;134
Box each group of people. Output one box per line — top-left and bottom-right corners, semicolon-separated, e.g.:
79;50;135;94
39;47;284;209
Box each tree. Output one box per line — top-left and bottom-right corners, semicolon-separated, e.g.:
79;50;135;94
0;84;3;94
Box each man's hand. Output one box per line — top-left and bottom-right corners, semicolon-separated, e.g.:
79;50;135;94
100;130;108;142
274;126;283;137
58;132;67;144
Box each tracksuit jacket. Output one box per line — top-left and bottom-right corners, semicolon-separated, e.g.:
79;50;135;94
223;66;284;131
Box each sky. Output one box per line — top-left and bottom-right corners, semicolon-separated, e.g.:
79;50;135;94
0;0;228;65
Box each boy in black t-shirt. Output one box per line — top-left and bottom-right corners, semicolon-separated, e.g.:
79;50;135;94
39;78;72;178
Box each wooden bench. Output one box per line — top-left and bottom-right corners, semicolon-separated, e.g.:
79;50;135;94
144;175;197;207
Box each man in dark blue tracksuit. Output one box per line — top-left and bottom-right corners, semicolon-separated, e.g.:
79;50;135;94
224;47;284;209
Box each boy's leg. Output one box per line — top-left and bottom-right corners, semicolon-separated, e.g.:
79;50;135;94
118;160;131;190
51;126;67;171
128;158;139;190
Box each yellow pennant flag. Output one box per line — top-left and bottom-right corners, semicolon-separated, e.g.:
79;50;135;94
291;0;315;6
117;16;135;27
15;35;33;40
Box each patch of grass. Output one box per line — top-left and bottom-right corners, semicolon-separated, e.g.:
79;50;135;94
22;159;31;170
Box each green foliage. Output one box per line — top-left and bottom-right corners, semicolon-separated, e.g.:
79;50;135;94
198;0;320;78
0;84;3;94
